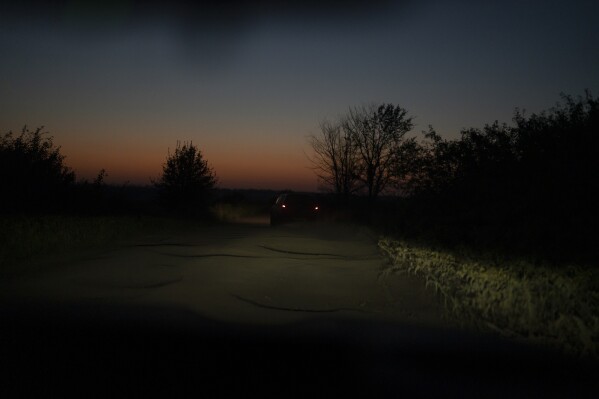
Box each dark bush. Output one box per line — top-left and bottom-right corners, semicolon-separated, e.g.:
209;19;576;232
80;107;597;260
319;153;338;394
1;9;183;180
388;92;598;265
0;126;75;213
154;141;217;217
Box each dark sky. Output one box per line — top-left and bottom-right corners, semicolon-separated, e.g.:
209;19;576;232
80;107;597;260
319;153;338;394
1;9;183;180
2;0;598;190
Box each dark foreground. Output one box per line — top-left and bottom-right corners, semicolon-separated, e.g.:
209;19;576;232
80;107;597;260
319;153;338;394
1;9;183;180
1;220;596;398
2;300;597;398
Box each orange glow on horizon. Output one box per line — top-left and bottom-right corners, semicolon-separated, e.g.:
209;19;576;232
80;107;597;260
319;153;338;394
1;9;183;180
60;133;318;191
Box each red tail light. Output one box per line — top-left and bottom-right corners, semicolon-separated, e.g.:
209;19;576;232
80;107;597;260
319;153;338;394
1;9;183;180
281;204;286;208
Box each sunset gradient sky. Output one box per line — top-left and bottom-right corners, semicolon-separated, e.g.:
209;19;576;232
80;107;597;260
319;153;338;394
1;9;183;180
2;1;598;191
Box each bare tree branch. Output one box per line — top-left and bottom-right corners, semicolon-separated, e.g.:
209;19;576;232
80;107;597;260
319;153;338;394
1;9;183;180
306;118;359;200
344;103;414;202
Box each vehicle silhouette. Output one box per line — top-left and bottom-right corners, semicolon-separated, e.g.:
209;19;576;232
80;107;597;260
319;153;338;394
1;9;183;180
270;193;319;226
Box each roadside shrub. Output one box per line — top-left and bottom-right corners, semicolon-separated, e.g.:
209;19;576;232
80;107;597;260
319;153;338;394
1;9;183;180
389;92;599;265
0;126;75;213
154;141;217;217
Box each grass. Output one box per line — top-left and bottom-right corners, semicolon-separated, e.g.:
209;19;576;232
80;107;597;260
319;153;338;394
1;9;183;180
0;201;269;277
0;214;199;278
378;237;599;359
209;202;266;222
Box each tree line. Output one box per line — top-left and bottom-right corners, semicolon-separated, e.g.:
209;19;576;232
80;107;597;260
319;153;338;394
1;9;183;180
2;91;596;262
0;127;216;217
308;92;598;264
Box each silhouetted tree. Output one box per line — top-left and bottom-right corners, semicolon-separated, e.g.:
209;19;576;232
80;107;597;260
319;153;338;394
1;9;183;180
154;141;216;215
344;103;414;202
307;119;359;201
389;133;426;196
0;126;75;212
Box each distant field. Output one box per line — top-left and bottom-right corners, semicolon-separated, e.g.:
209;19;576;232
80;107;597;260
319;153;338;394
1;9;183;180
0;202;273;277
379;238;599;359
209;202;267;222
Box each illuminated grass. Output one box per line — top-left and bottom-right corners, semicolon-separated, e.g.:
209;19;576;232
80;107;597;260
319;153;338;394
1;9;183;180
379;238;599;358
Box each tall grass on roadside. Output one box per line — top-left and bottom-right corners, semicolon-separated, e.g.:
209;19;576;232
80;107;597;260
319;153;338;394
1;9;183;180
0;215;195;276
210;202;265;222
379;238;599;359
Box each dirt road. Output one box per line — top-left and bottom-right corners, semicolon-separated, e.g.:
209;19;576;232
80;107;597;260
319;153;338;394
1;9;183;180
1;219;595;398
2;218;445;326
